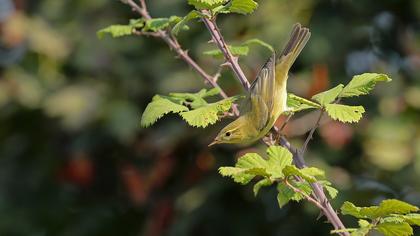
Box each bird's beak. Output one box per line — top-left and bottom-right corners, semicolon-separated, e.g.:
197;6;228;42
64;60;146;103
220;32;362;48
208;140;219;147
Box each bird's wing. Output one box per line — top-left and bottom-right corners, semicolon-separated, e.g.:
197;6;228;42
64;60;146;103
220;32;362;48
248;52;276;131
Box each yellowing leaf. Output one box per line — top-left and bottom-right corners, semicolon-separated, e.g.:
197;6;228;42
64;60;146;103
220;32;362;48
325;104;365;123
375;222;413;236
402;214;420;226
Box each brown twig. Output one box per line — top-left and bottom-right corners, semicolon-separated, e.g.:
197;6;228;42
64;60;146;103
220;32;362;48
201;12;251;90
121;0;239;116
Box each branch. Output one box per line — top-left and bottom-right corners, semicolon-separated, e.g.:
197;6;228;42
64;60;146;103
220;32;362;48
199;14;349;236
201;13;251;90
121;0;239;115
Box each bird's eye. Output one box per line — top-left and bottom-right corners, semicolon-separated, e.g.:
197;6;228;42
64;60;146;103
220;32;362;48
225;132;231;137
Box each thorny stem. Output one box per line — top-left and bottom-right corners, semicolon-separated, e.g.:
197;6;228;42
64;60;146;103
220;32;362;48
300;110;324;155
198;13;349;236
122;1;348;235
201;13;251;90
122;0;239;116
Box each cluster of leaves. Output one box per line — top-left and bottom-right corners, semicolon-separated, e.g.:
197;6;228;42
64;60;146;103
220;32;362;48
97;0;267;60
140;73;391;130
140;88;238;128
287;73;391;123
334;199;420;236
219;146;338;208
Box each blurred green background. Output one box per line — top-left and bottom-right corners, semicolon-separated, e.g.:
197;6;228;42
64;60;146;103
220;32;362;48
0;0;419;235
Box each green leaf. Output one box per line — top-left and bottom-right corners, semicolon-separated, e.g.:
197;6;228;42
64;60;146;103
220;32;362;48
202;87;222;98
325;185;338;199
312;84;344;105
188;0;228;9
349;220;372;236
287;93;322;113
97;25;135;39
341;199;419;220
325;104;365;123
143;16;182;32
228;0;258;14
376;222;413;236
180;98;235;128
402;213;420;226
97;19;144;39
373;199;419;218
283;165;324;183
219;153;268;184
140;96;189;127
332;219;372;235
203;45;249;58
144;18;170;32
341;201;366;218
253;178;272;196
172;10;201;35
382;216;407;224
290;181;313;201
318;180;338;199
277;183;294;208
265;146;293;179
243;38;274;53
340;73;392;98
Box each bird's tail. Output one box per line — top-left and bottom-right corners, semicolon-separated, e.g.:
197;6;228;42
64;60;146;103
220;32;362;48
276;23;311;72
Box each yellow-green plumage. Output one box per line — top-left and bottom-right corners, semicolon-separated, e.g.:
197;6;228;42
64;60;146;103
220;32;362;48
210;23;311;146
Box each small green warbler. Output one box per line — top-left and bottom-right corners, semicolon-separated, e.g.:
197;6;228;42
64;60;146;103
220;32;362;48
209;23;311;146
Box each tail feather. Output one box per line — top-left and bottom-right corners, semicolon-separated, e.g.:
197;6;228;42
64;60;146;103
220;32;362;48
278;23;311;70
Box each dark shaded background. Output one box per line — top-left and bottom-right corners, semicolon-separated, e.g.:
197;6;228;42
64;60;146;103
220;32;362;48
0;0;419;235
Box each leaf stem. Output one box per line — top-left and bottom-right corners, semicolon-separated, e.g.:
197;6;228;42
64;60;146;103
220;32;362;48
284;180;326;210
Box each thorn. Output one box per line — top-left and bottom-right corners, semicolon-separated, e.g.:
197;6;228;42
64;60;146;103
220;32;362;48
221;62;231;67
316;211;324;220
208;39;214;44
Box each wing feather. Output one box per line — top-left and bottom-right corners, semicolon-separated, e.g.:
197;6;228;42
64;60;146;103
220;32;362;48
248;53;276;130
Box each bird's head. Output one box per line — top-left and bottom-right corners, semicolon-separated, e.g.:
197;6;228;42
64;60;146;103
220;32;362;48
209;119;247;146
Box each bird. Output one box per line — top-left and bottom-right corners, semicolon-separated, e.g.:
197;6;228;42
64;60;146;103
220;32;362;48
209;23;311;146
